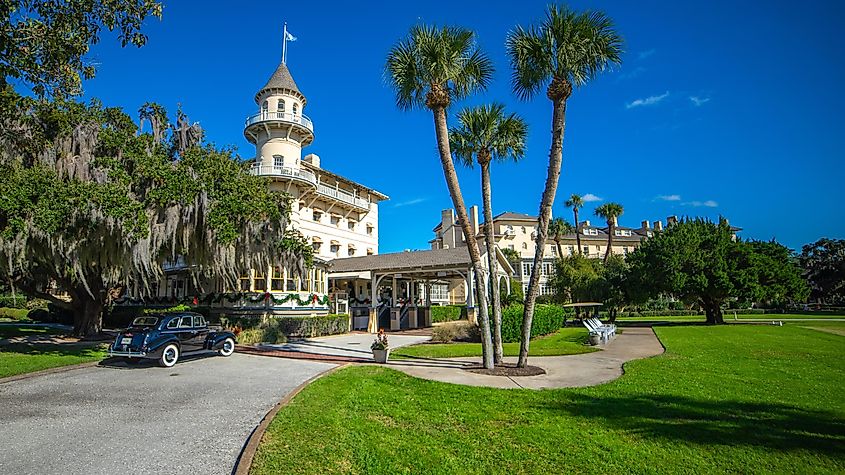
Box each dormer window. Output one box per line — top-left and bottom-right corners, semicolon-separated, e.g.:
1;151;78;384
277;99;285;114
584;228;599;236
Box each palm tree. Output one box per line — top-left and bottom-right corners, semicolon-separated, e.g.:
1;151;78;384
565;194;584;254
386;25;496;369
595;202;624;262
507;5;622;367
451;103;528;364
548;217;574;258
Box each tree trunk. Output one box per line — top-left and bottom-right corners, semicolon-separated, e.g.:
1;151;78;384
703;299;725;325
431;106;495;370
555;238;563;259
604;221;614;262
73;297;105;337
518;95;568;368
481;160;503;364
574;208;581;254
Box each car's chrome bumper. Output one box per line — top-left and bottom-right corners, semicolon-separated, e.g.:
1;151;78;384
107;349;148;358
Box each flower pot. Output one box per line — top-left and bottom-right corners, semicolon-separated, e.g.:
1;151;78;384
372;348;390;363
588;333;601;346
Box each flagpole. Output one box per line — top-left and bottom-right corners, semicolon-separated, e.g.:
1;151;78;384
282;22;287;64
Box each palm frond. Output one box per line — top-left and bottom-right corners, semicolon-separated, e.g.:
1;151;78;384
386;24;493;110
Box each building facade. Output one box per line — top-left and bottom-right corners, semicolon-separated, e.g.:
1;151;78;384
127;57;388;318
430;208;741;296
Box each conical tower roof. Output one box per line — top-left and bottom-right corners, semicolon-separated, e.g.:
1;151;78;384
254;61;306;104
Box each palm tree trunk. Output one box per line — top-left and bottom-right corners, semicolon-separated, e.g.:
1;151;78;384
431;106;495;370
555;238;563;259
604;223;613;262
574;209;581;254
518;96;567;368
480;160;503;364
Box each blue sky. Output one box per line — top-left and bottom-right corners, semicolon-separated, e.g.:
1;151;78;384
79;0;844;253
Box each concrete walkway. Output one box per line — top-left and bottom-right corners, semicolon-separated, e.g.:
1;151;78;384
388;327;664;389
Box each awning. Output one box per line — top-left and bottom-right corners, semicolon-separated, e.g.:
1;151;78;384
348;243;357;249
311;236;323;242
330;240;340;245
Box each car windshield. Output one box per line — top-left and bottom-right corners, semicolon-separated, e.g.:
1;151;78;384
131;317;159;327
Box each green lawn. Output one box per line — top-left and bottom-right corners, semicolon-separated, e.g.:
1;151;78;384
392;327;597;359
0;325;106;378
617;313;845;323
250;325;845;474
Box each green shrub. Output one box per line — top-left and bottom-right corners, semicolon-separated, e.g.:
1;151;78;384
0;295;27;309
500;304;566;343
431;305;465;323
0;307;30;320
237;326;287;345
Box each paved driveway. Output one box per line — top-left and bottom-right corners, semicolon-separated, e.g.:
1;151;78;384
0;353;335;475
259;332;431;360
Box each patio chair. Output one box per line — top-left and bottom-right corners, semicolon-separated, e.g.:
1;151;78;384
589;317;616;334
582;319;613;343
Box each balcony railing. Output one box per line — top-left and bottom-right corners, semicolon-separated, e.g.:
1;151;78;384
244;111;314;133
250;164;370;210
249;165;317;186
316;182;370;209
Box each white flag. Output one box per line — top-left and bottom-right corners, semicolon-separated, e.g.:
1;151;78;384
285;31;297;42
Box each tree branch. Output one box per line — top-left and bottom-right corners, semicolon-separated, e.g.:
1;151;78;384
10;277;74;310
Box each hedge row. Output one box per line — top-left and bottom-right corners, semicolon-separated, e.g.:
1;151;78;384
500;304;566;343
226;314;350;344
431;305;466;323
612;308;787;318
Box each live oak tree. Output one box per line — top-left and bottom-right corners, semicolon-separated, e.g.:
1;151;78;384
0;0;162;98
799;238;845;304
626;218;808;324
450;103;527;364
0;99;312;336
386;25;497;369
507;5;622;367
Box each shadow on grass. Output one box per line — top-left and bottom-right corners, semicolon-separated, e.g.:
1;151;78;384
542;393;845;454
0;342;104;358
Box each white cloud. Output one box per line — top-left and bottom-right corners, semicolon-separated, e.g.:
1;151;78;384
393;198;426;208
638;49;656;60
690;95;711;106
582;193;603;202
684;200;719;208
656;194;682;202
626;91;669;109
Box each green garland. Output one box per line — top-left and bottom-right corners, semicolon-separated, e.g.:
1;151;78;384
114;292;331;306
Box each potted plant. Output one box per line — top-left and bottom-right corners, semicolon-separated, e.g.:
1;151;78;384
588;332;601;346
371;329;390;363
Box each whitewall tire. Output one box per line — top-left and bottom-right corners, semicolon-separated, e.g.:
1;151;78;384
218;338;235;357
159;343;179;368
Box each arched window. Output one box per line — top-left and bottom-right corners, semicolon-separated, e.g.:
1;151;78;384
277;99;285;114
261;100;268;116
292;103;298;116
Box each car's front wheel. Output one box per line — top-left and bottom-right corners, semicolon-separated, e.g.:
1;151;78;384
159;343;180;367
218;337;235;357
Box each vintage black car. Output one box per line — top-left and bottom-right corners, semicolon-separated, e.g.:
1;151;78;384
108;312;237;367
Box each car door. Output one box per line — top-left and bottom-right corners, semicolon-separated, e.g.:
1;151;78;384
176;315;200;352
192;315;210;350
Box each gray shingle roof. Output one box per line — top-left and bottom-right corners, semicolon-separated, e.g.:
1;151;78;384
256;62;304;100
329;248;471;273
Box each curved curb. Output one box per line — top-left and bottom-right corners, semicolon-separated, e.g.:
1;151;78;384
0;361;100;385
232;363;348;475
